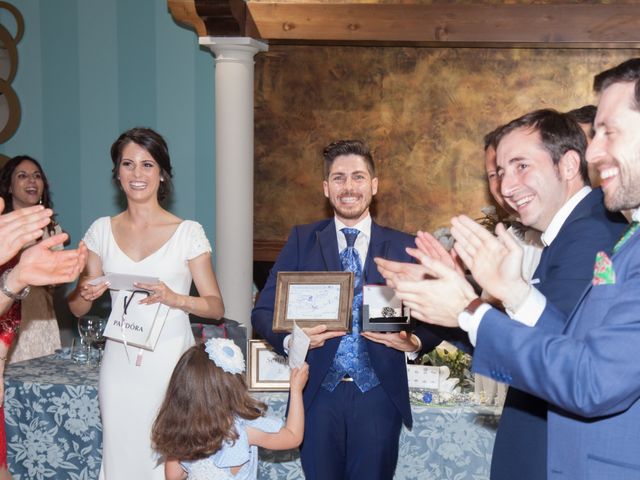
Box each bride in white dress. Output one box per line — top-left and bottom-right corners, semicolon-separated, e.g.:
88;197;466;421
68;127;225;480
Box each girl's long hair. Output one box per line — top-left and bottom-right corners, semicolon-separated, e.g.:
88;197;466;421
152;343;267;461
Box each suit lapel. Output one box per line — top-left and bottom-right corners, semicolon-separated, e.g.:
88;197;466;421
534;190;596;284
317;219;342;272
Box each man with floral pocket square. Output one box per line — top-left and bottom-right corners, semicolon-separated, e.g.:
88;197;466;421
380;58;640;479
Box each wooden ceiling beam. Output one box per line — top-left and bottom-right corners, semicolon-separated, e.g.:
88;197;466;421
246;3;640;46
170;1;640;48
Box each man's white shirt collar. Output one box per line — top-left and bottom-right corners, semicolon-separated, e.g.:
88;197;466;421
334;215;371;263
540;186;592;247
631;208;640;223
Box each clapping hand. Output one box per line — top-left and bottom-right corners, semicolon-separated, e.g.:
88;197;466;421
11;237;88;290
413;230;465;276
386;255;477;328
0;198;53;265
451;215;529;310
374;257;430;288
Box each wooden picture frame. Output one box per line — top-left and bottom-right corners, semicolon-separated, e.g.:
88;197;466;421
272;271;353;332
247;340;291;391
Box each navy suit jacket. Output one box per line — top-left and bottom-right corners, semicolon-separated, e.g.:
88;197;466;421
474;215;640;477
252;218;442;428
490;188;627;480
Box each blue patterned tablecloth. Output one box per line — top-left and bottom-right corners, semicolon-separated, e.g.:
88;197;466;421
3;356;499;480
256;392;499;480
4;353;101;480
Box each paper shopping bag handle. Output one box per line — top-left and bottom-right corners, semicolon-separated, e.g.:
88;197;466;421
123;290;150;315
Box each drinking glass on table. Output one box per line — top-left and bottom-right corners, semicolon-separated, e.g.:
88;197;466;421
74;316;98;364
90;317;108;366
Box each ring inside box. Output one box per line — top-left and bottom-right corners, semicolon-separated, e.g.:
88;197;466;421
362;304;414;332
362;285;414;332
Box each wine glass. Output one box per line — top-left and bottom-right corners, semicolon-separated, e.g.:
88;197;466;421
90;317;108;366
74;316;98;365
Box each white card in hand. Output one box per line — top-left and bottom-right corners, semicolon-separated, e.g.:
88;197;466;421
88;273;159;292
288;323;310;369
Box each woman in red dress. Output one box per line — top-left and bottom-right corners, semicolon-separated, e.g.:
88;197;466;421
0;255;22;480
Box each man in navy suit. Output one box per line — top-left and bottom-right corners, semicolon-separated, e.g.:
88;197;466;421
392;109;626;479
252;140;440;480
383;58;640;479
484;110;626;479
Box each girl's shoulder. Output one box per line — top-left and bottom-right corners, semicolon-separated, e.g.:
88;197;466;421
240;415;283;434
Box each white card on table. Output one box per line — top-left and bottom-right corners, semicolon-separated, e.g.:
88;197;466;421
406;364;441;390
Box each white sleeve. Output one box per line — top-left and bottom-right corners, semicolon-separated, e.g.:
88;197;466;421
82;217;107;257
506;287;547;327
186;222;212;260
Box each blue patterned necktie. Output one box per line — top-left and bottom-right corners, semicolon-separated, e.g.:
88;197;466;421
321;228;380;393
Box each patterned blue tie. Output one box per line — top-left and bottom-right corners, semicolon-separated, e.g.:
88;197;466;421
322;228;380;393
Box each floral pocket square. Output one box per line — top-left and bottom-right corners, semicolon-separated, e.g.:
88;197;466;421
592;251;615;286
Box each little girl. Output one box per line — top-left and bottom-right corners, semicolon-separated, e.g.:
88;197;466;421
152;338;308;480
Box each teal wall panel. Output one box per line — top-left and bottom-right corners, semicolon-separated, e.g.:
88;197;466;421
1;0;215;247
39;0;81;241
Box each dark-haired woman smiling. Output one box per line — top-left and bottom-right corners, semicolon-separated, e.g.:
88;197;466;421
0;156;65;363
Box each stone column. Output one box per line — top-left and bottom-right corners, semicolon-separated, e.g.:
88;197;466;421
200;37;268;336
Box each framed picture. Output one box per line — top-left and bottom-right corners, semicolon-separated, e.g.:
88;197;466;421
272;271;353;333
248;340;291;391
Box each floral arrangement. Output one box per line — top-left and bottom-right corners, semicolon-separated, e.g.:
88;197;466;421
419;342;473;392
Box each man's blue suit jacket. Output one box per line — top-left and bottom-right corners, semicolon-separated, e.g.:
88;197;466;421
252;218;443;428
490;188;627;480
473;218;640;478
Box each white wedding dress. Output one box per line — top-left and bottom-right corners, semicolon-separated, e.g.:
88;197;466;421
84;216;210;480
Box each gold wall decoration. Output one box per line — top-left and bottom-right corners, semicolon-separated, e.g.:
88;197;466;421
0;1;23;146
254;46;639;247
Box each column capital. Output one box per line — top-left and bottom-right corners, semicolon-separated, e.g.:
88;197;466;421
199;36;268;60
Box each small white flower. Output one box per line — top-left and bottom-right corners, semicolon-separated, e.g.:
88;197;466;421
205;338;245;374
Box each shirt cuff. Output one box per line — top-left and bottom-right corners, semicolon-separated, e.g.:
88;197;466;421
506;287;547;326
458;303;492;347
406;334;422;361
283;334;292;355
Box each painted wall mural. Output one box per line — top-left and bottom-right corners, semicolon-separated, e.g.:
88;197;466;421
254;46;638;243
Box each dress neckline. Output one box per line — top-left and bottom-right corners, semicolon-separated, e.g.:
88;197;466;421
108;217;186;264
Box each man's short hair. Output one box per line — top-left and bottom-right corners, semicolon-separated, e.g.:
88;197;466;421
566;105;597;126
322;140;376;179
494;109;590;185
594;58;640;110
